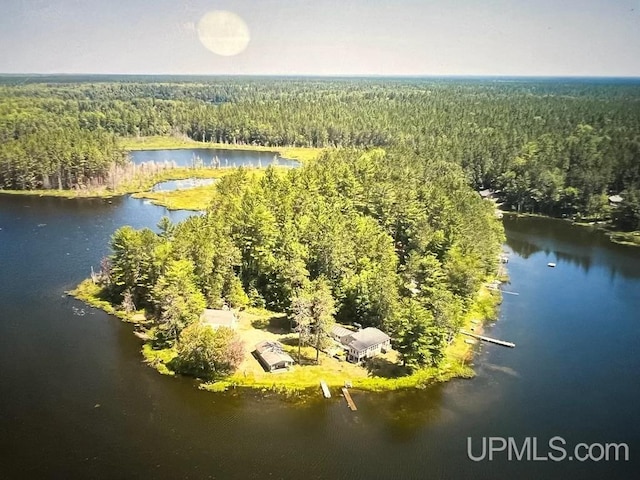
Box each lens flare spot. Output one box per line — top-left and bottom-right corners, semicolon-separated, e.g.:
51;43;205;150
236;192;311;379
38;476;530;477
197;11;250;57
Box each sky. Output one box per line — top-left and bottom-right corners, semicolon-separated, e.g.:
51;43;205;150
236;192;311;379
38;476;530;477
1;0;639;76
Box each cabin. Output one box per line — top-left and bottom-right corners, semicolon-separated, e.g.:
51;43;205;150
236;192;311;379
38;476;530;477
201;309;237;330
340;327;391;364
609;194;623;207
254;340;295;372
478;188;501;200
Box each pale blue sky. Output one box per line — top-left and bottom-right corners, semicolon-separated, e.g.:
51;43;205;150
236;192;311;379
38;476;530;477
1;0;639;76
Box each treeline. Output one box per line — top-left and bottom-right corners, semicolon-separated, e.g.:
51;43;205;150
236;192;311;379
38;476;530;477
100;149;503;371
2;77;640;228
0;96;125;189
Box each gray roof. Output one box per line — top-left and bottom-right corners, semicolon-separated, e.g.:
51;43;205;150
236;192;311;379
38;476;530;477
343;328;390;352
201;309;236;328
331;324;354;339
254;341;294;366
609;195;623;203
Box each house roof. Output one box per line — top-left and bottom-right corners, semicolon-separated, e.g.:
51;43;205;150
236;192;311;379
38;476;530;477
331;324;354;339
201;309;236;328
479;189;501;199
254;341;294;366
343;328;390;352
609;195;623;203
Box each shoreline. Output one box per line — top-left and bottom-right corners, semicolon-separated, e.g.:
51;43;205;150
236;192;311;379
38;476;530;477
0;167;229;200
69;273;504;397
502;211;640;247
118;136;324;163
0;137;323;201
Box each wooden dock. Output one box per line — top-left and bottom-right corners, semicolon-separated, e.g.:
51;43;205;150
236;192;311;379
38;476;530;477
501;290;520;296
320;380;331;398
488;286;519;296
460;330;515;348
341;388;357;411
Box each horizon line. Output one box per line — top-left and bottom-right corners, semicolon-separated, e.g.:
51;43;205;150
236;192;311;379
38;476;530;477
2;72;640;81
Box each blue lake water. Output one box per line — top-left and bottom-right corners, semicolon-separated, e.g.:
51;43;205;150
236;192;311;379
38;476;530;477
0;189;638;479
129;148;299;169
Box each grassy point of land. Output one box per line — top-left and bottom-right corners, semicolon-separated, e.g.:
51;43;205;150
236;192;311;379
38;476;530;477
131;167;287;211
132;184;218;211
607;230;640;247
69;279;131;321
142;343;178;376
119;136;324;163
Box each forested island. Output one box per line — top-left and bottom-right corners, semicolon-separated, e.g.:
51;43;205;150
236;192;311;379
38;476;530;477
75;148;504;391
2;75;640;391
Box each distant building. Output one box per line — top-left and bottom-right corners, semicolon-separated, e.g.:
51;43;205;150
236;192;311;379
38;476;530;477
609;194;623;206
339;327;391;363
254;340;295;372
479;188;500;200
201;309;237;330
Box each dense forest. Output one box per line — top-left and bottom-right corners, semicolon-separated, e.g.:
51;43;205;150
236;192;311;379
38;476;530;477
1;76;639;228
98;149;503;370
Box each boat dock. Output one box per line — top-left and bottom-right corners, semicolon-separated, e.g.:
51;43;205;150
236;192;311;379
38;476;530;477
320;380;331;398
341;388;357;411
461;330;515;348
488;286;519;296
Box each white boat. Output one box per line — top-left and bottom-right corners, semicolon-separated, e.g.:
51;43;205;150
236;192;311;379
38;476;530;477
547;262;556;268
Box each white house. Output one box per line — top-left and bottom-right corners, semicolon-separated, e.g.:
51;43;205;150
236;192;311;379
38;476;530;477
333;326;391;363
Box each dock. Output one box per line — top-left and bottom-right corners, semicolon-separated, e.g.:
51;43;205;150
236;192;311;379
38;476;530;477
320;380;331;398
488;286;519;296
460;330;515;348
501;290;520;296
341;388;357;411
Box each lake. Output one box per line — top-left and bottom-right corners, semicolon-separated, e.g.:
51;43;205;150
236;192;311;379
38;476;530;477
1;161;639;479
129;148;299;169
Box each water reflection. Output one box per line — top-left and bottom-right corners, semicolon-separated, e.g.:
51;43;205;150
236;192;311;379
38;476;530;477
504;215;640;279
129;148;299;169
356;388;447;442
